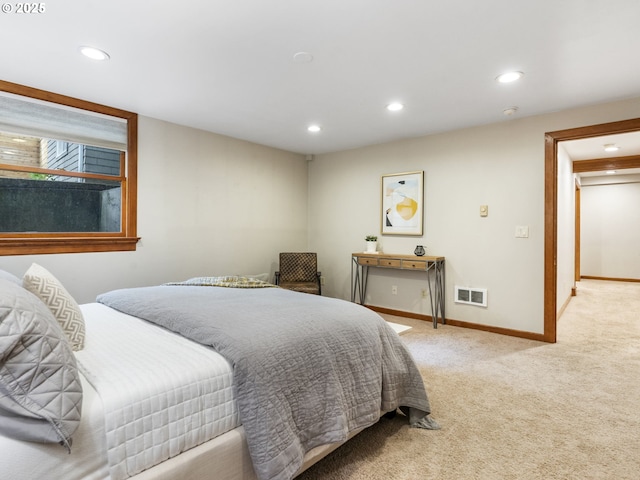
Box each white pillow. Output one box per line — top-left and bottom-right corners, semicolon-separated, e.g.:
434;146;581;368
22;263;85;351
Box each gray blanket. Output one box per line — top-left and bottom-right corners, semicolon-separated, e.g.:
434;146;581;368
97;285;436;480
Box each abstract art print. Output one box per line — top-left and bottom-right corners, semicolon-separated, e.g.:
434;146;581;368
381;171;423;235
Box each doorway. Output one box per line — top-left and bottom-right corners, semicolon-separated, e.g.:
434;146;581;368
544;117;640;343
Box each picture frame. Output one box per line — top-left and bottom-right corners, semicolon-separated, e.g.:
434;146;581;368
381;170;424;236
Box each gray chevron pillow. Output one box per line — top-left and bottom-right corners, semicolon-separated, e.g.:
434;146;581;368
22;263;85;351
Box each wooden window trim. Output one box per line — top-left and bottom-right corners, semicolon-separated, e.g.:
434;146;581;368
0;80;139;255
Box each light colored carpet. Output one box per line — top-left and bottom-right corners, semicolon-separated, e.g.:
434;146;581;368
298;280;640;479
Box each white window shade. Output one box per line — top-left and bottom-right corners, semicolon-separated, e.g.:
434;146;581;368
0;91;127;151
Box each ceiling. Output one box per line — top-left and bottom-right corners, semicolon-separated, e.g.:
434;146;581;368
1;0;640;157
562;131;640;180
562;132;640;162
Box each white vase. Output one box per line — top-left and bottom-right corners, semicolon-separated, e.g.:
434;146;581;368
366;241;377;253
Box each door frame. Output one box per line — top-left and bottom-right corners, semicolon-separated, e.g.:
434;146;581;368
544;117;640;343
574;180;581;286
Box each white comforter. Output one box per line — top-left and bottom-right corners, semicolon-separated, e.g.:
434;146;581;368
76;303;239;480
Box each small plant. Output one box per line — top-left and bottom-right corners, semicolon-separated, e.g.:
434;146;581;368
365;235;377;242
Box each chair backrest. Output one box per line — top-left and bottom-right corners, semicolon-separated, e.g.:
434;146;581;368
279;252;318;282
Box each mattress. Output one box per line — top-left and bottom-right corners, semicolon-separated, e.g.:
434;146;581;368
76;303;240;479
0;302;387;480
0;303;241;480
0;373;109;480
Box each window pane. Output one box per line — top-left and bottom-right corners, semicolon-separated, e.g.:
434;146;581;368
0;174;121;233
0;81;137;255
1;132;122;177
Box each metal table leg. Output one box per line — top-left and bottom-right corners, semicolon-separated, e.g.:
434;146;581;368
351;257;369;304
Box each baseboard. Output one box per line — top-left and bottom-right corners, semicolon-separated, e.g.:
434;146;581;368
365;305;547;342
581;275;640;283
557;292;573;319
367;305;433;323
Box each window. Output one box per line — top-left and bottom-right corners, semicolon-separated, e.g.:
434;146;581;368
0;80;138;255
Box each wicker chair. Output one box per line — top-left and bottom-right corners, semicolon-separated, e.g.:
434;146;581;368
274;252;321;295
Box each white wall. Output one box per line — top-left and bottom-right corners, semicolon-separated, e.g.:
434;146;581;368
556;144;576;310
2;98;640;334
0;117;309;303
309;98;640;335
581;180;640;279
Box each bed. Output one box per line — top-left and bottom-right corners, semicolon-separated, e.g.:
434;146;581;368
0;268;438;480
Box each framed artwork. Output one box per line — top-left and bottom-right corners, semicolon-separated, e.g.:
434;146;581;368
381;170;424;236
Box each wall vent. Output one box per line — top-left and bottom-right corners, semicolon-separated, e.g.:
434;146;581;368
454;286;487;307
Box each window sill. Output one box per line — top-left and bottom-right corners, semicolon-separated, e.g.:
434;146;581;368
0;236;140;255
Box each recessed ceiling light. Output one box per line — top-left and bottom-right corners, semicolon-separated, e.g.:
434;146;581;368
79;46;110;61
495;71;524;83
307;125;321;133
605;170;617;175
603;144;620;152
386;102;404;112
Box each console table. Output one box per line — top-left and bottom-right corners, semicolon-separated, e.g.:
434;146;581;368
351;253;445;328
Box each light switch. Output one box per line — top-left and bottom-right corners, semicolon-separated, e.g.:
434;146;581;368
480;205;488;217
515;226;529;238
